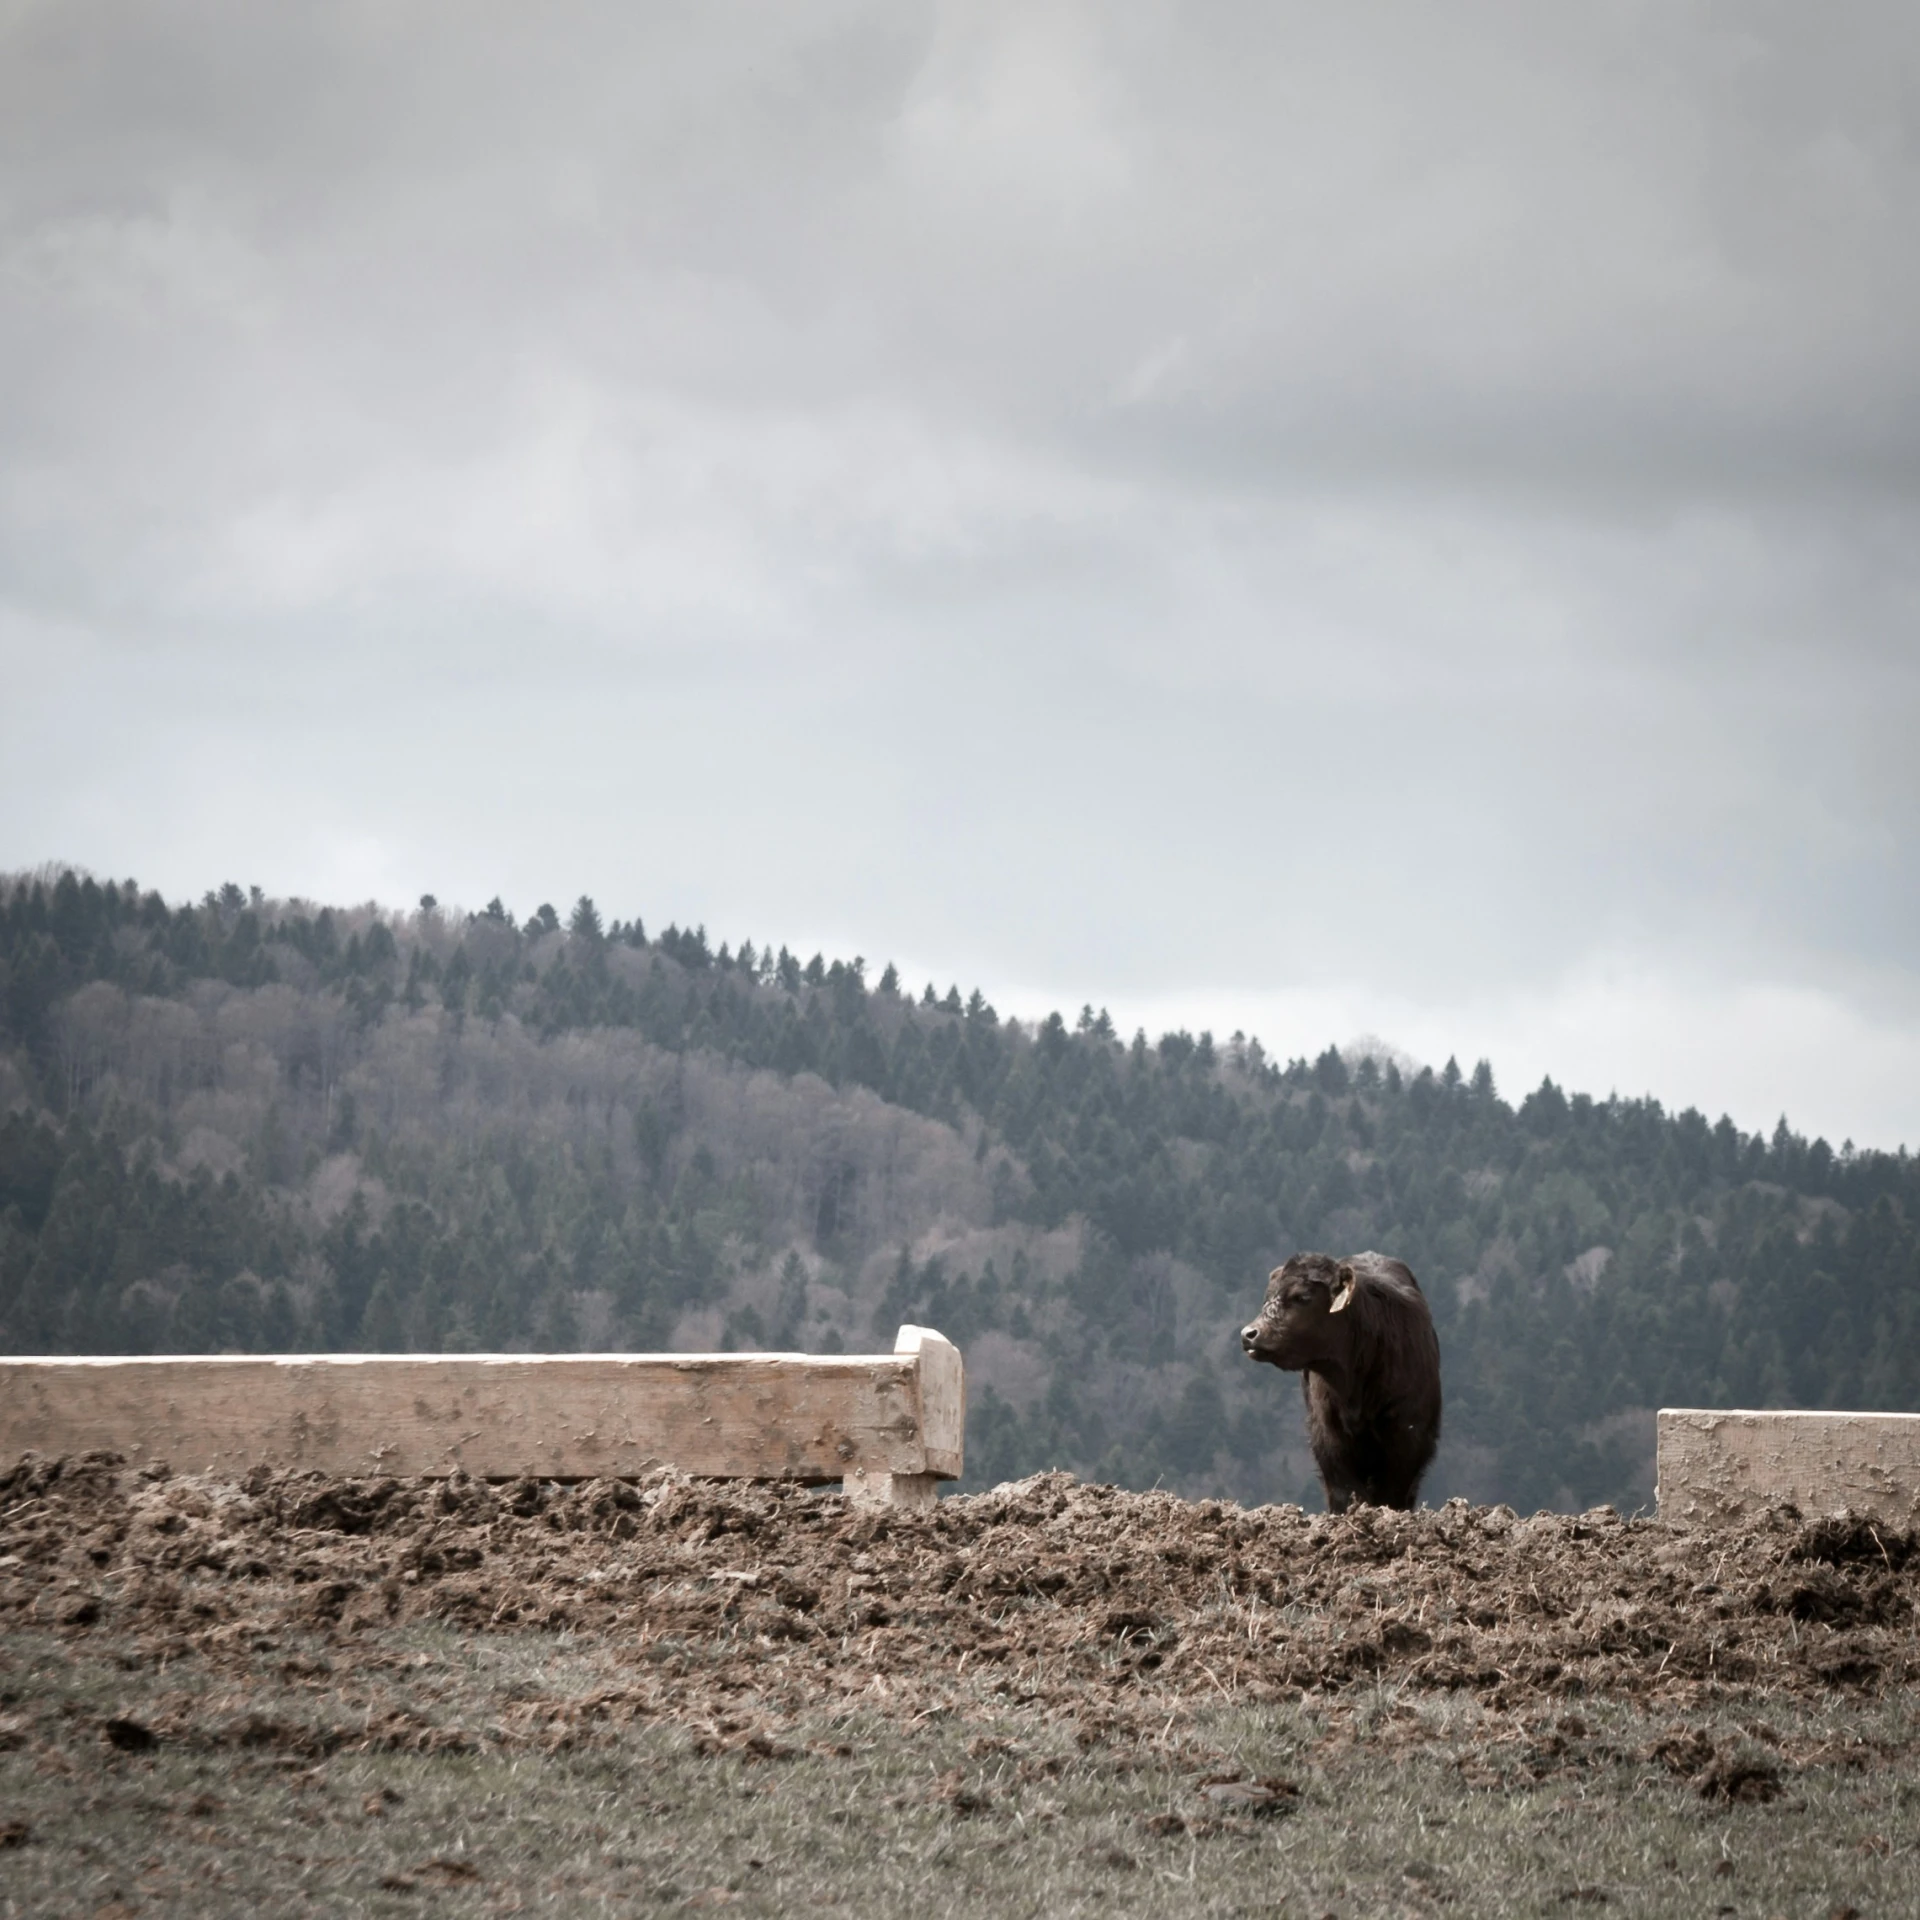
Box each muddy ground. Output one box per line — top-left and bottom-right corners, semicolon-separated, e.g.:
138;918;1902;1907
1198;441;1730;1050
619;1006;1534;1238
2;1454;1918;1914
3;1453;1915;1760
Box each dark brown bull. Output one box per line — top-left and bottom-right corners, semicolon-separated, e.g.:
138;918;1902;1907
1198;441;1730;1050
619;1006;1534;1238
1240;1250;1442;1511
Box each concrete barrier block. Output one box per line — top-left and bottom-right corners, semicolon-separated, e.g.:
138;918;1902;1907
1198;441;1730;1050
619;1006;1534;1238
0;1324;966;1492
1657;1408;1920;1527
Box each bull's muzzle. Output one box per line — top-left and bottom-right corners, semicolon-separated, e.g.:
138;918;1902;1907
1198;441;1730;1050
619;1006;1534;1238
1239;1322;1262;1354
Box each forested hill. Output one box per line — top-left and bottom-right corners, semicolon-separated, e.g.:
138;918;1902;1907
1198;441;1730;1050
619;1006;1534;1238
3;868;1918;1513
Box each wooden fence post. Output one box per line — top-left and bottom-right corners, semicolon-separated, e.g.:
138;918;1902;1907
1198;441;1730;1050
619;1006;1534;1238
843;1326;964;1509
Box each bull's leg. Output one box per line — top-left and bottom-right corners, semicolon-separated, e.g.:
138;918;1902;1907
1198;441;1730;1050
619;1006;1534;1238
1351;1425;1420;1509
1318;1463;1361;1514
1364;1430;1431;1509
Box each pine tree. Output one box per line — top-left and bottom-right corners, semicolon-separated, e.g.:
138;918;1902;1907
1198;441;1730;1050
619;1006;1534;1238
772;1251;809;1349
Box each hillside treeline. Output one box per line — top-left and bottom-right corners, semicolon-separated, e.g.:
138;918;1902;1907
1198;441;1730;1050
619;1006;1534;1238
3;867;1917;1513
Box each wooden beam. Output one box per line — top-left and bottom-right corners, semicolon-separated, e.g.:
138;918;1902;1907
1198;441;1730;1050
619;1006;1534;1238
0;1325;965;1488
1658;1408;1920;1526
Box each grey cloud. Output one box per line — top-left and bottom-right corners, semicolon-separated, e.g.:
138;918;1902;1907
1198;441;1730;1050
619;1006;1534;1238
2;0;1917;1136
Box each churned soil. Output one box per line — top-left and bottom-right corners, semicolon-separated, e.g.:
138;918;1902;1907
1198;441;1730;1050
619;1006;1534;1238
3;1451;1915;1757
6;1454;1920;1915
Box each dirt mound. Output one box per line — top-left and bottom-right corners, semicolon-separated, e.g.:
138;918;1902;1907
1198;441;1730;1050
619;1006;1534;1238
4;1453;1916;1749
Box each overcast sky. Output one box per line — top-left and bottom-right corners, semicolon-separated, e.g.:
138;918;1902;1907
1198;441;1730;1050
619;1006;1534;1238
4;1;1918;1146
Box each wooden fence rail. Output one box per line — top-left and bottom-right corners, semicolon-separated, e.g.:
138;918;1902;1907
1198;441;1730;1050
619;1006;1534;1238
0;1324;964;1512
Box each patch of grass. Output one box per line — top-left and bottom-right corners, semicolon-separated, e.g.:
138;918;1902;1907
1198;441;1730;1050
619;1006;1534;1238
1;1628;1912;1916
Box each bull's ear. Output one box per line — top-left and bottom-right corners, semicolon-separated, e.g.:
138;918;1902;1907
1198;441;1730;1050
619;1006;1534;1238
1328;1263;1357;1313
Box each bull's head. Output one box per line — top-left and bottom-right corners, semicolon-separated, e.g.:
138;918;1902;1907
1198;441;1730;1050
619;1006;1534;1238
1240;1252;1356;1369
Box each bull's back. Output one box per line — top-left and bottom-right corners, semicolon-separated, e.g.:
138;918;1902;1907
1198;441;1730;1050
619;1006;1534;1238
1349;1250;1424;1304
